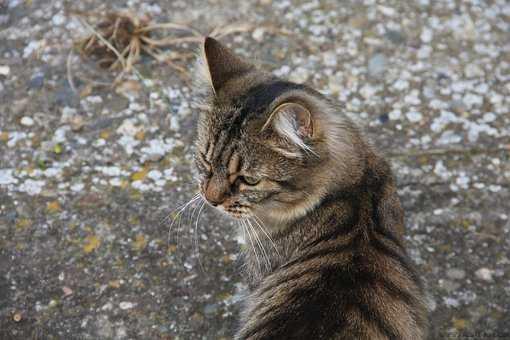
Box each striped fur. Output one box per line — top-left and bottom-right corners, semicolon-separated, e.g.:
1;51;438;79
193;37;428;339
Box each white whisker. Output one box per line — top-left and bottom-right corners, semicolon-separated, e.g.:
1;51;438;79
246;219;271;272
166;194;201;246
252;215;280;257
161;193;200;226
194;200;207;272
242;219;261;273
179;195;203;248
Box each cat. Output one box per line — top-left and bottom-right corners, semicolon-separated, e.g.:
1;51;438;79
192;37;428;340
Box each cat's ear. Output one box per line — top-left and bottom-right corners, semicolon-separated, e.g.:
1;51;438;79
198;37;253;93
262;102;315;151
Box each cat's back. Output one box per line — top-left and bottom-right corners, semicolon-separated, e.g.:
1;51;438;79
237;227;428;340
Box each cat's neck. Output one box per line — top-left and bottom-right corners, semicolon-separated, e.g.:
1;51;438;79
242;187;366;287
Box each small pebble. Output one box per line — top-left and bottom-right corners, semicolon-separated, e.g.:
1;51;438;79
13;312;22;322
28;74;45;89
482;112;496;123
420;28;433;43
389;109;402;120
119;302;135;310
148;170;162;181
52;12;65;26
368;54;387;77
62;286;73;297
70;116;85;132
70;182;85;192
384;29;406;44
252;28;265;42
23;40;41;59
406;111;423;123
0;65;10;76
475;268;494;282
20;116;34;126
102;302;113;311
463;93;483;108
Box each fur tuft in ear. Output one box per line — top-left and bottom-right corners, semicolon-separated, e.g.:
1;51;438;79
195;37;253;94
194;38;215;96
263;102;315;154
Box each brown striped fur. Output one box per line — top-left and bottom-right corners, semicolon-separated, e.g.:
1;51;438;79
193;37;428;339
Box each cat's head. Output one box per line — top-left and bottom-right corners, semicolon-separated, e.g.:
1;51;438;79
193;37;366;225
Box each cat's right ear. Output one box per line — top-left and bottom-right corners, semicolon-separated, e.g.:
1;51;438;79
196;37;253;94
261;102;317;156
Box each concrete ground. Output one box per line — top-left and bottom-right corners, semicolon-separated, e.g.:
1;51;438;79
1;0;509;339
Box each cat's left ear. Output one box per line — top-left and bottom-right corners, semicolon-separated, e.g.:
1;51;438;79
262;102;315;149
197;37;253;93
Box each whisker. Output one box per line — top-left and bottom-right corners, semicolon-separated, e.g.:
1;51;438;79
242;219;261;273
237;221;249;271
161;193;200;226
193;200;207;272
166;194;201;246
188;195;203;225
177;195;202;249
252;215;280;257
247;219;271;272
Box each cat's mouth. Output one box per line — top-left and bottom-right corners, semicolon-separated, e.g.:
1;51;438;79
219;204;253;219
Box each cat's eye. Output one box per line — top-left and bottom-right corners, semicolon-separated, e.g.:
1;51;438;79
241;176;260;185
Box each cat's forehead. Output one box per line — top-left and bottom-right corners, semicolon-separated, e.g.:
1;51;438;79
204;104;248;137
203;108;252;147
204;80;308;133
198;106;270;166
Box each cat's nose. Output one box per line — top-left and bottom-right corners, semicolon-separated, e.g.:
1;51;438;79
204;176;229;206
205;189;225;206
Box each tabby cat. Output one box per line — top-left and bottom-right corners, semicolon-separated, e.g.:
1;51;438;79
193;37;428;340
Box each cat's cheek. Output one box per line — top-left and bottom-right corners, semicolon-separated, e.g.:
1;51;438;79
254;200;283;216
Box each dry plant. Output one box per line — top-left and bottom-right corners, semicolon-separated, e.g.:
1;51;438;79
73;10;253;84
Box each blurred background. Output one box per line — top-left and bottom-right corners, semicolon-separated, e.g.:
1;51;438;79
0;0;509;339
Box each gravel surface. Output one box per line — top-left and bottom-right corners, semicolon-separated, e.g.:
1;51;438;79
1;0;509;339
